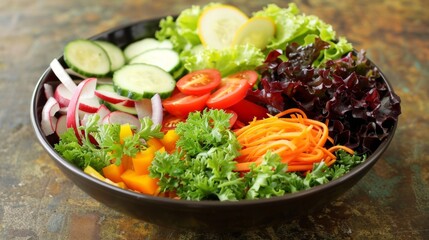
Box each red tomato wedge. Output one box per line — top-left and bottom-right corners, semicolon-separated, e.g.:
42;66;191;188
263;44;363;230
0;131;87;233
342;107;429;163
224;109;238;128
228;99;269;123
176;69;221;95
161;114;185;132
206;78;249;109
222;70;259;87
162;92;210;117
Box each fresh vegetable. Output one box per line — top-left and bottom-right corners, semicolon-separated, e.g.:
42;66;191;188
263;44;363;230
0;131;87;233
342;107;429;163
150;109;244;200
243;150;365;199
121;170;159;195
150;93;164;126
41;97;60;136
42;3;400;201
250;38;401;153
161;114;185;132
54;83;72;107
50;58;77;93
222;70;259;87
227;99;269;123
129;48;180;73
197;4;248;49
181;44;265;77
176;69;221;95
66;78;98;141
252;3;353;66
112;63;176;100
103;101;138;115
160;129;179;153
162;92;210;117
94;40;126;72
101;111;140;127
234;108;354;172
102;163;125;183
43;83;54;99
95;83;135;107
231;16;276;49
149;109;367;200
64;39;111;77
123;37;173;61
156;3;353;78
55;114;67;137
55;114;164;171
206;78;249;109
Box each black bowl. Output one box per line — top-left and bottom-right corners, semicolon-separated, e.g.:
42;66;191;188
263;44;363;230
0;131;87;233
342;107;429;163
30;17;398;232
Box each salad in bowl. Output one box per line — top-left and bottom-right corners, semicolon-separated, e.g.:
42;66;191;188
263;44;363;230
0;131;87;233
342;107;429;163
32;2;401;230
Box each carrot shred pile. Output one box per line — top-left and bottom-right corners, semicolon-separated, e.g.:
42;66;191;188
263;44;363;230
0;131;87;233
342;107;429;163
234;108;355;172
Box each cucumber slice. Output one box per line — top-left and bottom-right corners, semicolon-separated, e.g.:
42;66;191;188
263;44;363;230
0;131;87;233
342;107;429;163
64;39;111;77
124;38;173;61
113;64;176;100
103;101;138;115
129;48;180;73
94;40;126;72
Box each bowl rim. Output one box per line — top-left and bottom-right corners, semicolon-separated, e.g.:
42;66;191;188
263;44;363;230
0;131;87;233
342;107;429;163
30;16;398;208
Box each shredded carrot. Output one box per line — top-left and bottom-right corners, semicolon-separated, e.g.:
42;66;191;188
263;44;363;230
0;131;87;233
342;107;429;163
234;108;354;172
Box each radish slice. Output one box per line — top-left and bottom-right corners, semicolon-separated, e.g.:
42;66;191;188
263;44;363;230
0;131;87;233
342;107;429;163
151;93;163;126
96;104;111;121
54;83;72;107
66;78;97;140
79;96;101;113
41;97;60;136
81;104;111;126
55;82;100;112
135;98;152;120
44;83;54;99
50;58;77;93
95;88;135;107
101;111;140;127
55;115;68;136
81;113;91;127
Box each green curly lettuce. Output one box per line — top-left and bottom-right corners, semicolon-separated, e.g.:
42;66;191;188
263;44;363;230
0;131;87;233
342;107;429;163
181;44;265;77
254;3;353;66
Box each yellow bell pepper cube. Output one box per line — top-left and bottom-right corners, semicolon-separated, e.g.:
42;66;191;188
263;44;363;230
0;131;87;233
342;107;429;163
120;169;159;195
132;148;155;175
119;123;133;144
160;129;179;153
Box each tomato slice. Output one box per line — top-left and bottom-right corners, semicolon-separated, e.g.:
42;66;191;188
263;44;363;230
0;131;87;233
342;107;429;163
228;99;269;123
206;78;249;109
161;114;185;132
224;109;238;128
162;92;210;117
222;70;259;87
176;69;221;95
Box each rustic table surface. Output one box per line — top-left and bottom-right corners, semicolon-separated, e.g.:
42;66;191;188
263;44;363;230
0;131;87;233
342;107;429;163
1;0;428;239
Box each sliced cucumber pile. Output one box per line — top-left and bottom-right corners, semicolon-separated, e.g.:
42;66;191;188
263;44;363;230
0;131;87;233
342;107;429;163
62;37;182;103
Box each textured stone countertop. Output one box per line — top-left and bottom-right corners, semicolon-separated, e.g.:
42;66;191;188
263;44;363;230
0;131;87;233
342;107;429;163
1;0;428;239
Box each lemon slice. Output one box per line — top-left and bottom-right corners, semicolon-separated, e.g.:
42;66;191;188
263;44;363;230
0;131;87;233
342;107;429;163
198;4;248;49
232;16;276;49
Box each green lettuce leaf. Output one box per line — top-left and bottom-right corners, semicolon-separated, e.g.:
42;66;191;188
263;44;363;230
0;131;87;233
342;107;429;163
254;3;353;66
182;44;265;77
